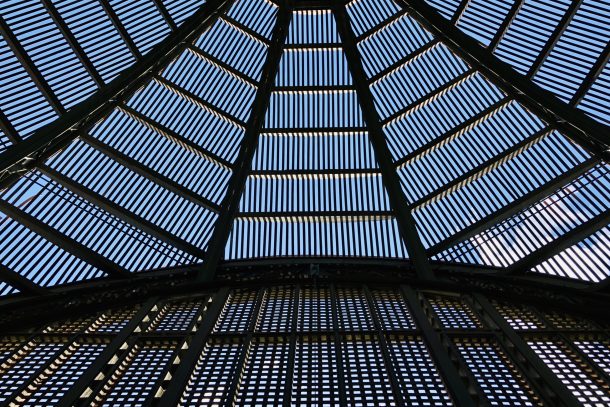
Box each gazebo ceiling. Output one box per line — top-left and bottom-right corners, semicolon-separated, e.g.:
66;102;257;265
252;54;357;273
0;0;609;300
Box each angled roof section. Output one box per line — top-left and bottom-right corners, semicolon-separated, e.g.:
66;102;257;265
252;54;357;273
224;8;409;261
0;0;609;299
424;0;610;126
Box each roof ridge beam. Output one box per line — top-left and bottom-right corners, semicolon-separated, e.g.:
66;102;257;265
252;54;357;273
196;1;293;281
334;4;434;280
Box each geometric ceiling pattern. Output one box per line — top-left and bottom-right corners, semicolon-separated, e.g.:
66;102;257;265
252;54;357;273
0;0;609;298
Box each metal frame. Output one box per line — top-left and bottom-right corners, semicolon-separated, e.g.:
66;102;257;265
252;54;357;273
0;0;608;313
2;281;608;406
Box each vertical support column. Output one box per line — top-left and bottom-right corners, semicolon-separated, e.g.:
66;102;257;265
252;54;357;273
401;285;476;406
362;285;405;404
158;287;230;405
59;298;158;407
333;4;434;280
329;284;348;405
198;1;293;281
225;288;266;403
470;293;580;406
532;305;610;387
282;285;300;406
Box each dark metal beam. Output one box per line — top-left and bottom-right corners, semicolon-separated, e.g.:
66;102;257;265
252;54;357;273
0;110;21;144
152;0;179;31
153;75;247;128
0;16;64;114
58;298;157;407
236;210;395;218
119;104;233;170
282;285;299;406
368;40;439;84
408;127;551;209
158;287;229;405
249;168;379;176
222;15;271;45
397;0;610;160
3;263;610;332
334;4;434;280
393;96;511;168
471;294;581;406
355;8;408;42
401;286;476;406
362;285;405;405
526;0;583;78
40;0;105;87
0;264;47;296
570;42;610;106
0;197;129;278
488;0;525;50
429;158;599;255
196;2;293;281
223;288;265;401
80;133;220;213
506;210;610;275
381;68;476;125
0;0;234;190
189;45;258;86
329;283;348;405
98;0;142;59
38;164;209;260
450;0;470;24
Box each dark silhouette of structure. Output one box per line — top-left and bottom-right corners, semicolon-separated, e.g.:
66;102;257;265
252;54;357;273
0;0;609;405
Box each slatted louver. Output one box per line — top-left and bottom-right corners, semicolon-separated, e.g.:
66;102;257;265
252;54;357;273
494;0;572;75
0;131;10;155
0;170;195;272
52;0;136;83
579;60;610;126
225;8;408;260
348;1;610;283
225;0;277;40
531;224;610;282
163;0;207;26
424;0;462;20
425;0;610;129
0;1;96;109
0;36;57;144
455;0;514;47
107;0;172;55
533;0;610;103
43;138;218;252
436;163;610;281
0;0;215;151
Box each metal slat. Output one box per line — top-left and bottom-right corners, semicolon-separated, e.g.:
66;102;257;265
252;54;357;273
0;0;234;190
0;264;47;296
396;0;610;160
80;134;220;213
0;198;128;278
0;16;65;114
507;210;610;275
471;294;581;406
57;298;158;407
40;0;105;87
429;158;599;255
38;164;208;260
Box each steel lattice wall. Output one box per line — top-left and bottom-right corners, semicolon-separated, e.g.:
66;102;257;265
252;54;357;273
0;283;609;406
